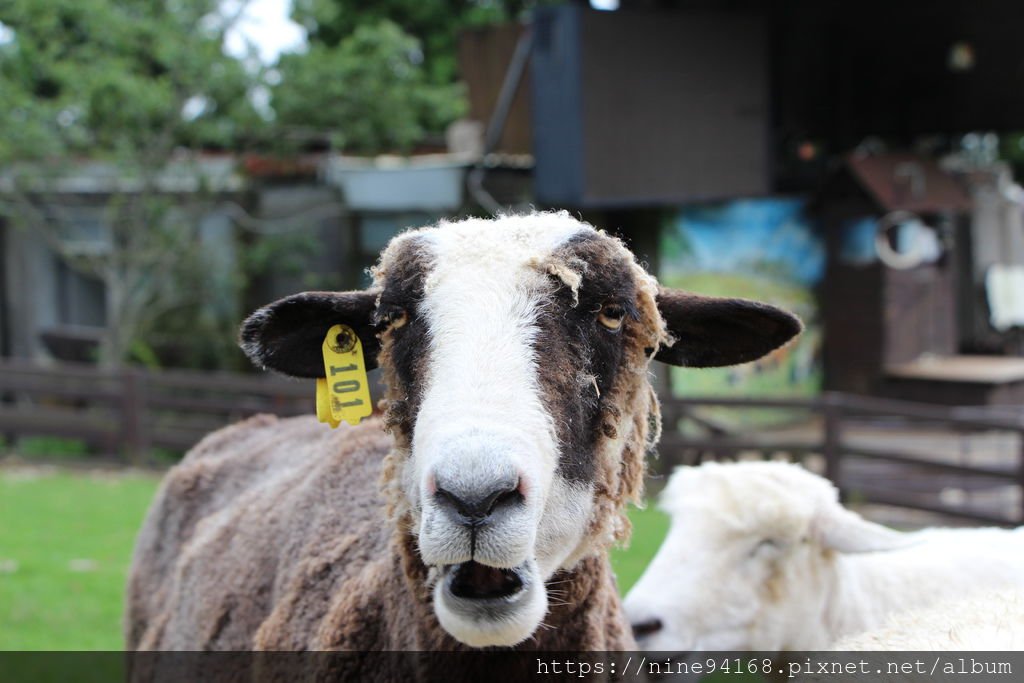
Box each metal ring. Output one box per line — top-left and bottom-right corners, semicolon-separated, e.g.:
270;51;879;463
875;210;927;270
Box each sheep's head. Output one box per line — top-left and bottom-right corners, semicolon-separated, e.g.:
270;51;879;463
240;212;800;648
624;461;911;651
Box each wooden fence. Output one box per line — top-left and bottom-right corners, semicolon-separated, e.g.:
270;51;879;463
3;359;1024;525
0;359;313;463
660;392;1024;526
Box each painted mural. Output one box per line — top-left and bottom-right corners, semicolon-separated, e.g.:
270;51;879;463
660;198;825;400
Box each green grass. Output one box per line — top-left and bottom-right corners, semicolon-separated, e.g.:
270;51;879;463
0;469;160;650
10;437;91;460
611;503;670;594
0;467;669;650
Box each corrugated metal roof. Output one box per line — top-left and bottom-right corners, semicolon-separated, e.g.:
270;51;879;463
846;152;972;213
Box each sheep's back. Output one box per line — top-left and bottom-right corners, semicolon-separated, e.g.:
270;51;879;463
125;414;393;650
833;589;1024;651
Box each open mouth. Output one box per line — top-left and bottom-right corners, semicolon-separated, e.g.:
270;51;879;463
445;561;525;601
434;559;545;646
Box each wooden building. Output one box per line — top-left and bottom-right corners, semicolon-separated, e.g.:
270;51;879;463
817;153;1024;405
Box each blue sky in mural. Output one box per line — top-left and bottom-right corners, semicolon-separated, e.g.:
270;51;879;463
664;198;825;286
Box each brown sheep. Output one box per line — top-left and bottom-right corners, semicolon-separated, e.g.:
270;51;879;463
125;212;800;677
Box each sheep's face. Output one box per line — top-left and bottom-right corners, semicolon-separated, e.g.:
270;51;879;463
241;212;801;648
624;461;911;651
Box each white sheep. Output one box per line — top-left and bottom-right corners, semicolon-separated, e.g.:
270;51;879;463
625;460;1024;651
832;589;1024;650
785;592;1024;683
125;212;800;677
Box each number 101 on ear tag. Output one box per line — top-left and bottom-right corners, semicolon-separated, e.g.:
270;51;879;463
317;324;372;427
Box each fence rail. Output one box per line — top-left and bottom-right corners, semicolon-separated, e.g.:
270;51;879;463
0;359;313;463
4;359;1024;525
661;391;1024;526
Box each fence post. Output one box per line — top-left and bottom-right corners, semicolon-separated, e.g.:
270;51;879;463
1018;429;1024;525
120;367;145;465
822;392;843;495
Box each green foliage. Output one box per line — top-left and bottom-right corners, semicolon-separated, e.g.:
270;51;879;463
275;1;546;152
291;0;531;86
273;20;466;154
132;219;249;371
11;437;90;460
240;231;321;279
0;0;267;368
136;300;249;371
0;0;263;164
1000;132;1024;179
0;0;526;369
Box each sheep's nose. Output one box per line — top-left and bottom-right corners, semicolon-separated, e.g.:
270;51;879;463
631;617;663;639
434;474;523;527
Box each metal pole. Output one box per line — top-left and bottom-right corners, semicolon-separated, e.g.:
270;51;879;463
467;24;534;215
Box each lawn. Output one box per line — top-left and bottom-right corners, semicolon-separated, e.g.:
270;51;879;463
0;466;669;650
0;468;160;650
611;504;671;594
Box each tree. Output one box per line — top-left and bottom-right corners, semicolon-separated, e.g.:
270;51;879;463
0;0;263;367
272;20;465;154
290;0;532;86
272;1;538;152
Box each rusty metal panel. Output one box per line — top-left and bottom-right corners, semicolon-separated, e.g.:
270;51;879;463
531;5;770;207
457;23;533;155
846;153;972;214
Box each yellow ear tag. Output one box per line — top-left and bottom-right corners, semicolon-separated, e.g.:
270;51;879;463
317;324;373;427
315;378;339;428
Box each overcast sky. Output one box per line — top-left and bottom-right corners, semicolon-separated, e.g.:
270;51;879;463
0;2;306;62
223;0;306;65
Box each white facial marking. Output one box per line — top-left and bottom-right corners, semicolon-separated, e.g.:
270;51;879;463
390;213;603;647
410;214;584;525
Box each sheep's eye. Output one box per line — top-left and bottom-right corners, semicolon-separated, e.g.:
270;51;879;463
376;306;408;331
598;303;626;331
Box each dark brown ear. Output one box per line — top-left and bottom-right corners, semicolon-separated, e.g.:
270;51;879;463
239;290;380;377
654;288;802;368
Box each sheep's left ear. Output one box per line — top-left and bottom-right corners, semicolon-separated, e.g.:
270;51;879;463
654;288;802;368
813;504;915;554
239;290;380;377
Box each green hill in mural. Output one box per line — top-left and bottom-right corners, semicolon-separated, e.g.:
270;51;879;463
663;270;821;400
659;198;824;408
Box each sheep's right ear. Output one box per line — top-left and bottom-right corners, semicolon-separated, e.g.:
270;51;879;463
813;504;915;554
654;288;802;368
239;290;380;377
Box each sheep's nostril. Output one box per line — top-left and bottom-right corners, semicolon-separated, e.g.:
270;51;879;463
434;477;523;527
631;617;663;639
488;485;522;515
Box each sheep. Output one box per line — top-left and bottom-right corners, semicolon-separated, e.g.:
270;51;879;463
625;460;1024;652
832;589;1024;650
786;592;1024;683
124;212;800;676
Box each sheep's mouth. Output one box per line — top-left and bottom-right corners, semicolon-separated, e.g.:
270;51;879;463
434;558;545;646
444;561;525;601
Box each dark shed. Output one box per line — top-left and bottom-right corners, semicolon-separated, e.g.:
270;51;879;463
817;152;1024;404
